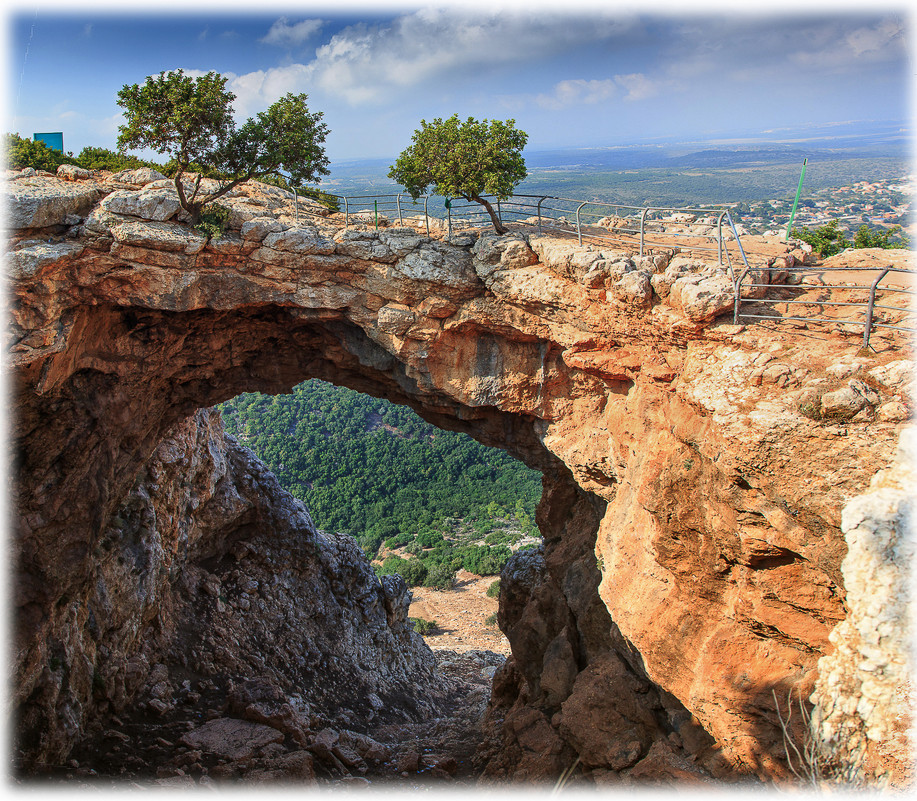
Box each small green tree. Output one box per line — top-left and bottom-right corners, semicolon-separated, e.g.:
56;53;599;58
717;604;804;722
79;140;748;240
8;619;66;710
117;69;330;224
388;114;528;234
791;220;850;257
852;224;909;250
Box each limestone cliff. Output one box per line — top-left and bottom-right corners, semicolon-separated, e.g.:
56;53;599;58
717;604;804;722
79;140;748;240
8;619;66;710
5;167;913;783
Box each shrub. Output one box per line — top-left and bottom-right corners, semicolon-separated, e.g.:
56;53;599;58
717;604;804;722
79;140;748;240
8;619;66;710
415;530;445;548
194;204;231;240
852;224;909;250
378;554;428;587
74;146;160;173
461;544;512;576
423;562;456;589
792;220;849;257
484;612;499;627
410;617;438;635
5;132;74;171
486;579;501;598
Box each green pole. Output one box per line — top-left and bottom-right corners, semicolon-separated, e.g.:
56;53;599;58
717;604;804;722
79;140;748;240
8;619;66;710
374;200;378;230
785;158;808;242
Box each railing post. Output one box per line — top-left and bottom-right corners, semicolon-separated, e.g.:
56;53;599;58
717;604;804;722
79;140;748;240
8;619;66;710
396;194;403;226
424;196;430;238
639;208;650;257
733;267;750;325
575;202;587;246
863;268;891;349
724;211;750;275
343;196;350;228
536;197;545;233
716;211;727;265
291;186;299;225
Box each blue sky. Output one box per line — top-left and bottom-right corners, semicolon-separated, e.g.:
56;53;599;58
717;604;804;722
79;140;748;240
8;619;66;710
3;1;912;166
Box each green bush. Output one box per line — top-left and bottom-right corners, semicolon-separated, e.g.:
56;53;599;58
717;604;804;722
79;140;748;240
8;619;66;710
415;530;445;548
5;132;74;171
852;224;909;250
194;203;231;240
423;562;457;589
484;612;499;628
792;220;850;257
410;617;438;635
384;532;413;550
460;544;512;576
793;220;910;257
486;579;501;598
74;146;161;173
378;554;428;587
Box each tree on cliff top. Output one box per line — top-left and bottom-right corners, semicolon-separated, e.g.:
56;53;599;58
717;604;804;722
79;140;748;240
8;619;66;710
117;69;330;223
388;115;527;235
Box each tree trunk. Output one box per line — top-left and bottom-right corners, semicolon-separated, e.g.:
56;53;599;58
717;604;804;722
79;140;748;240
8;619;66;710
470;195;507;235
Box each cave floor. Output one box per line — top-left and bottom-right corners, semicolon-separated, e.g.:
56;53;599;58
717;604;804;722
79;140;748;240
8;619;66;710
19;649;503;789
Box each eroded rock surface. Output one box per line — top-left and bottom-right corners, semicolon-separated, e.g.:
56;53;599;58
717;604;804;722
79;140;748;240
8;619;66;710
6;171;913;784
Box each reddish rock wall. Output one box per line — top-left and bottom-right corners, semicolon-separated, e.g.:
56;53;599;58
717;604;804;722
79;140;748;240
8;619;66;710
6;170;912;781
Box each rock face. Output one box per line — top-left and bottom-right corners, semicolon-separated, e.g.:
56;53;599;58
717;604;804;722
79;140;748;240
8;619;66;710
5;171;913;783
14;407;444;769
810;427;915;785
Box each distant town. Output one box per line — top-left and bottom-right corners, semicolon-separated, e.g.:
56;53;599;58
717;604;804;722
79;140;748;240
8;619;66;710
729;177;913;240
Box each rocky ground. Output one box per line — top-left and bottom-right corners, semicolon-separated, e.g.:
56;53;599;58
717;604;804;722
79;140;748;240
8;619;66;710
409;570;511;656
24;647;503;789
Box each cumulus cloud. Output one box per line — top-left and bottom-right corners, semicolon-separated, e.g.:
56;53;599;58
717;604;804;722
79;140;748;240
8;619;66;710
536;79;618;110
614;73;660;101
223;64;316;118
309;8;638;105
260;18;324;48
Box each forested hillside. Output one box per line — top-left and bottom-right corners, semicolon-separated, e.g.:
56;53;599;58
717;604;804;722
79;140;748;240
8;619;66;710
219;380;542;585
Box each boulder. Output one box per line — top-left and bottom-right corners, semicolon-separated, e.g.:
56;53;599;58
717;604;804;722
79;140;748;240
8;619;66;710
179;717;284;760
670;272;734;322
100;186;181;222
610;270;653;305
108;167;168;186
110;219;207;254
5;176;101;229
57;164;91;181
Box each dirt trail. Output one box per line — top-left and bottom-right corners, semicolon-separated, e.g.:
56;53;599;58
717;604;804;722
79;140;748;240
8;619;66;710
408;570;510;656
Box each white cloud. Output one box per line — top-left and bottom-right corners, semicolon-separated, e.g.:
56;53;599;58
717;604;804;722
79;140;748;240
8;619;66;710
536;79;617;110
845;17;906;58
223;64;316;118
614;73;660;101
308;8;638;105
260;17;324;48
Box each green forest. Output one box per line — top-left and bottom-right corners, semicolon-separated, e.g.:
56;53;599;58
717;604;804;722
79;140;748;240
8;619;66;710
219;380;542;587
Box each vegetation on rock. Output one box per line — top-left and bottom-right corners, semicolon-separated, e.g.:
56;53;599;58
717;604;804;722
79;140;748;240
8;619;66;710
116;69;330;223
389;114;527;234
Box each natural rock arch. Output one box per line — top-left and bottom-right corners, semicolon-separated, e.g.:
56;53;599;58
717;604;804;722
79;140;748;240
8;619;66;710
7;170;910;781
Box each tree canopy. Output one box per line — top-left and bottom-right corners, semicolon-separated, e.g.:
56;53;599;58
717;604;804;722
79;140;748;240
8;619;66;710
388;114;528;234
117;69;330;223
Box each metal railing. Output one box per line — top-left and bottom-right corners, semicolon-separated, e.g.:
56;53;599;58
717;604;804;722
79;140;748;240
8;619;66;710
289;187;913;348
327;191;750;270
733;265;916;348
